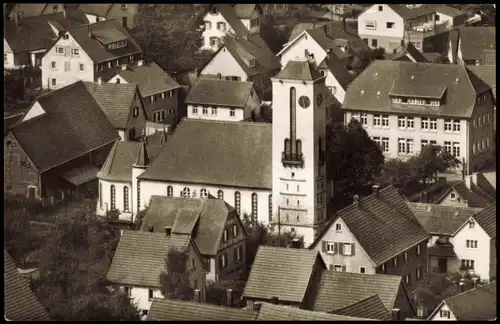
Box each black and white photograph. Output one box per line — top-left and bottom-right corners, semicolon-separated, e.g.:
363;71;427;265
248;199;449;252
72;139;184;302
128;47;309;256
4;3;496;321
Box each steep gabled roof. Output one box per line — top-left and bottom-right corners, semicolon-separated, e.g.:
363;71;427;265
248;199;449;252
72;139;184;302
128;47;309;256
67;19;142;63
186;79;255;107
317;52;354;89
115;62;180;97
432;282;496;320
138;119;272;189
149;298;258;320
233;4;261;19
342;60;491;118
407;202;482;235
9;81;119;172
388;42;428;63
243;246;325;303
472;204;496;238
4;250;51;321
210;4;249;37
224;34;281;73
315;186;428;265
141;196;237;256
310;271;403;314
458;27;496;61
258;302;373;321
77;4;113;17
331;294;392;320
84;82;138;129
275;60;324;81
443;181;495;208
106;231;191;287
4;10;89;53
468;65;496;100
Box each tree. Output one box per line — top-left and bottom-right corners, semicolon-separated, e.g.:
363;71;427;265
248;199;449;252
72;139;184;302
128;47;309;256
31;212;138;320
328;119;385;190
259;13;291;55
131;4;212;74
159;247;194;301
414;270;484;317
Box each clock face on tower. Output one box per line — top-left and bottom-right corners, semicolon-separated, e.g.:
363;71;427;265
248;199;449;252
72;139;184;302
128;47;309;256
298;96;311;109
316;93;323;106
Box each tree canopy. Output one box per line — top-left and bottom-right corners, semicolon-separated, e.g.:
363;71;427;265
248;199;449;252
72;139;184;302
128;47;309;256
159;247;195;301
131;4;212;74
328;118;385;189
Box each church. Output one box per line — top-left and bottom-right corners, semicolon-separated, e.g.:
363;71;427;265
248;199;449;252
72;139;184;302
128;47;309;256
96;59;340;246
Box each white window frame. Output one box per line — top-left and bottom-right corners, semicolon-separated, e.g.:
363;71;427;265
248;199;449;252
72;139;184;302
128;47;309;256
326;241;336;254
398;138;406;154
381;115;389;127
70;48;79;56
469;220;475;229
444;119;452;131
450;192;457;200
382;137;389;153
204;21;211;30
334;265;343;272
421;118;429;130
232;224;238;237
372;136;381;148
192;107;198;115
343;243;352;256
230;108;236;117
55;46;64;54
407;139;414;154
429;118;437;131
365;20;376;29
373;114;381;127
421;139;429;151
386;21;395;29
211;107;217;116
335;223;342;232
440;310;451;319
200;188;208;199
202;107;208;115
444;141;452;154
452;142;460;158
360;113;368;125
453;120;461;132
221;253;227;268
51;61;56;69
393;256;398;267
352;113;360;122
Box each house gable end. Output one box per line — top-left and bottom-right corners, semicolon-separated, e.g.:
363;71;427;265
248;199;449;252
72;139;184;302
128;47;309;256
20;100;46;123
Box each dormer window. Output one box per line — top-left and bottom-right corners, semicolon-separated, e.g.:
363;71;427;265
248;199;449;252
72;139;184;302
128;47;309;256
248;59;256;67
108;40;128;50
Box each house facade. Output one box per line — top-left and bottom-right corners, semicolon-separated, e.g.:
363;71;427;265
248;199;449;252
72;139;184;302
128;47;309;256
342;60;495;175
358;4;467;53
41;19;143;90
202;4;261;51
107;231;206;313
107;61;182;128
437;173;496;208
448;27;496;65
310;185;429;293
78;4;138;29
186;79;260;122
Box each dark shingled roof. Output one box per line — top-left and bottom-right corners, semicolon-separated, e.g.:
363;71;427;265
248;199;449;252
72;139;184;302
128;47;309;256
9;81;119;172
444;181;495;208
331;294;392;320
77;4;113;17
186;79;255;107
467;65;496;100
437;281;496;320
4;250;51;321
233;4;260;19
257;302;372;321
84;82;138;129
275;60;324;81
140;196;236;256
68;19;142;63
4;10;89;53
243;246;324;303
387;42;428;63
106;230;191;287
458;27;496;61
313;186;428;265
9;4;52;18
386;5;439;20
149;298;258;320
115;62;180;97
317;52;354;89
139;119;272;189
211;4;249;37
473;204;496;238
310;271;403;314
97;133;165;182
407;202;482;235
342;60;491;118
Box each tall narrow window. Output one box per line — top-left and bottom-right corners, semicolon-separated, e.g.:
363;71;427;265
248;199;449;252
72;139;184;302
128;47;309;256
99;183;103;208
167;186;173;197
235;191;241;215
290;87;297;153
252;193;258;219
268;194;272;222
123;186;129;211
284;139;291;153
296;140;302;155
110;185;116;210
217;190;224;200
200;188;208;199
137;182;141;211
182;187;191;198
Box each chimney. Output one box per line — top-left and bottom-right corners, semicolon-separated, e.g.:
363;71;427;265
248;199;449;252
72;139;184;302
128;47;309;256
164;226;172;236
97;77;102;85
391;308;401;321
148;225;154;232
353;194;359;207
464;175;472;190
194;289;201;303
420;191;428;203
137;60;144;67
226;289;233;307
372;185;380;197
121;64;127;71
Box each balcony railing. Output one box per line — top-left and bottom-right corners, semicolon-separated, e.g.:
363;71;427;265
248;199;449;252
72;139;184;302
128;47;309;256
282;152;303;166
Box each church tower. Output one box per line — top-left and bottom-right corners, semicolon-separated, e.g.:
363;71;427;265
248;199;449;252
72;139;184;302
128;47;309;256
132;137;149;222
271;59;327;247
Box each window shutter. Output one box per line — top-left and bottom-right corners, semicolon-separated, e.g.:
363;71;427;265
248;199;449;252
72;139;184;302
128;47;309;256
342;265;346;272
234;247;237;260
338;242;343;255
351;243;355;256
322;241;326;253
332;242;337;254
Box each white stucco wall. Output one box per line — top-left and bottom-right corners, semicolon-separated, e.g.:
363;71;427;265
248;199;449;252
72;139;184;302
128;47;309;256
97;179;134;221
344;112;469;168
4;39;15;69
323;70;347;104
187;104;245;121
358;4;405;39
107;74;128;85
429;302;457;321
206;257;216;282
128;286;164;312
202;10;236;51
200;47;248;81
451;219;491;280
85;14;107;24
312;217;377;273
239;9;260;35
280;33;327;70
41;31;94;90
271;76;327;247
20;101;46;123
138;180;272;225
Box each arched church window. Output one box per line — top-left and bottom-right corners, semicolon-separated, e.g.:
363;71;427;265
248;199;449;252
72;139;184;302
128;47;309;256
99;183;102;208
252;193;258;219
110;185;116;210
284;139;290;152
182;187;190;198
268;194;272;222
123;186;129;211
167;186;173;197
235;191;241;215
297;140;302;155
217;190;224;200
200;188;208;199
